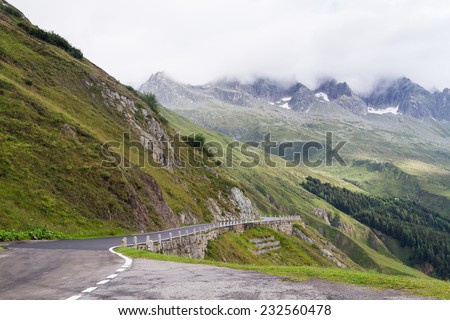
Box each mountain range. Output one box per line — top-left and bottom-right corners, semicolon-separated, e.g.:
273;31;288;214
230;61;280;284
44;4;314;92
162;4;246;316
140;72;450;120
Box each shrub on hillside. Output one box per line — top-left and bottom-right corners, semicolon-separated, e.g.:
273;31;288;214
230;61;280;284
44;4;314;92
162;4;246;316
140;93;159;114
0;225;65;241
17;22;83;59
1;2;23;18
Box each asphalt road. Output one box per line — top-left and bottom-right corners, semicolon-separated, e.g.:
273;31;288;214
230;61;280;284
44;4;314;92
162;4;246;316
0;222;217;299
82;259;426;300
0;218;425;300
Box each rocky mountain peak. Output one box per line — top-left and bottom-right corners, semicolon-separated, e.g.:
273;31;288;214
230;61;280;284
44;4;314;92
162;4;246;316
315;79;352;100
212;77;300;102
364;78;435;118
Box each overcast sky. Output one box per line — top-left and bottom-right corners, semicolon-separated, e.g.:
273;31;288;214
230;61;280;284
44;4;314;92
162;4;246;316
9;0;450;92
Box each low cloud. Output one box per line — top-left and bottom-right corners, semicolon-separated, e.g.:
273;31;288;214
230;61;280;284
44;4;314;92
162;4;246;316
10;0;450;93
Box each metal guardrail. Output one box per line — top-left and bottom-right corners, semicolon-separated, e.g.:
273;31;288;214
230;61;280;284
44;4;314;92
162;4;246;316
121;215;301;248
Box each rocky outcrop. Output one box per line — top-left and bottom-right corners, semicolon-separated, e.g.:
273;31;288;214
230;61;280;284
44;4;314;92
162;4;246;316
335;95;368;115
229;187;259;219
89;79;175;170
61;124;78;140
312;208;354;236
290;85;318;111
312;208;332;225
293;226;348;268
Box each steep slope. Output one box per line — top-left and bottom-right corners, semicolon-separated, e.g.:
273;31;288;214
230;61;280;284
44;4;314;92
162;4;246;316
0;2;251;238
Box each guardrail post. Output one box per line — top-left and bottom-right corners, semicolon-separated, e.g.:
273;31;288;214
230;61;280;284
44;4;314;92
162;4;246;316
186;229;189;236
193;228;197;235
148;239;153;251
133;236;138;249
169;232;173;242
178;230;182;238
158;234;162;244
121;237;127;247
146;235;150;247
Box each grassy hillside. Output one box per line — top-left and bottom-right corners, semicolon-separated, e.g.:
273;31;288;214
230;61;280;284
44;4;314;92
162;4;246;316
0;1;241;238
206;226;341;267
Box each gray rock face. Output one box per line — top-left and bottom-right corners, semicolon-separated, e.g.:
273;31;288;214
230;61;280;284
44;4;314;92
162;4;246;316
289;85;318;111
315;79;352;100
229;187;259;219
293;226;348;268
335;95;368;116
364;77;450;119
61;124;78;140
139;72;204;107
434;88;450;120
98;81;174;170
312;208;332;225
213;78;301;103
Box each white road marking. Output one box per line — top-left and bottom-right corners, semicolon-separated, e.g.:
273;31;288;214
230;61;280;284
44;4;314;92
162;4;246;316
109;246;133;269
66;246;134;300
96;279;110;285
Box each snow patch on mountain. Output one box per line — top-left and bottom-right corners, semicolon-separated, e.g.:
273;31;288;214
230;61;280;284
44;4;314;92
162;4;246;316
279;103;291;110
315;92;330;102
368;105;400;115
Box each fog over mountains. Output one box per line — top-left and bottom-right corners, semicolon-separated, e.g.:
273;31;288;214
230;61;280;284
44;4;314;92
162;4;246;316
140;72;450;121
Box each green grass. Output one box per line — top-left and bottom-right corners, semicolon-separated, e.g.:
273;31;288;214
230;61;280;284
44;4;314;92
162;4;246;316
205;227;336;267
116;247;450;299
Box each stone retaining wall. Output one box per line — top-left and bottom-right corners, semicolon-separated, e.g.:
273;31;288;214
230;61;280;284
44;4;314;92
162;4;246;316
131;218;300;259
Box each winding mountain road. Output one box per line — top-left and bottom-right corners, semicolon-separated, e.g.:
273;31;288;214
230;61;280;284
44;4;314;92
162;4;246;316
0;219;426;300
0;222;216;299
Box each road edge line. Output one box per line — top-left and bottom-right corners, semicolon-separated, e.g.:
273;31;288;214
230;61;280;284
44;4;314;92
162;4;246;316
64;246;133;300
109;246;133;269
